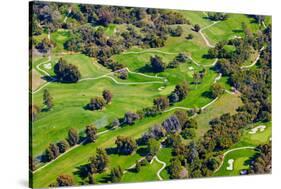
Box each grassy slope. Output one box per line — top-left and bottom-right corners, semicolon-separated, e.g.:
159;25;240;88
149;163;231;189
122;160;163;182
202;14;262;44
32;112;173;187
195;93;243;138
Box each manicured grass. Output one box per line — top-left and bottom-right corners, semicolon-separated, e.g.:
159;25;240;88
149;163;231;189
202;14;262;44
32;112;173;187
51;29;71;53
122;160;162;182
214;148;259;176
176;10;213;27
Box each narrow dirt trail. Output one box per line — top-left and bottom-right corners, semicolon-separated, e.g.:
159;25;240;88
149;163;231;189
199;21;220;48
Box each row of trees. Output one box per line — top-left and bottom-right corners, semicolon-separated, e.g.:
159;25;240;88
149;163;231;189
43;124;98;162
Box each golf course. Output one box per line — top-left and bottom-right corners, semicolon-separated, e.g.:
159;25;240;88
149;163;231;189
30;2;272;187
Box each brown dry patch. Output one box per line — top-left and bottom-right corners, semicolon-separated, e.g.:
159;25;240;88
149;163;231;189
30;69;46;91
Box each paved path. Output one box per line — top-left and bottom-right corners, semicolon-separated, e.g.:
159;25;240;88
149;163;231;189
199;21;220;48
150;156;166;180
33;127;116;173
63;8;72;23
214;146;256;173
241;47;265;69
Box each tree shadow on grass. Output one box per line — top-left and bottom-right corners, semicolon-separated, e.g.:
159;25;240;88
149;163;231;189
202;91;213;99
232;29;243;34
105;147;118;155
136;147;149;157
98;174;112;184
73;164;89;181
136;64;156;74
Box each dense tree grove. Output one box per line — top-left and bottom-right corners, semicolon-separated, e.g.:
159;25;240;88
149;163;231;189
54;58;81;83
115;136;137;155
249;143;272;174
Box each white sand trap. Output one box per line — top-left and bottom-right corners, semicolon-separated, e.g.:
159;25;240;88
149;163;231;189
188;66;194;70
44;63;52;69
226;159;234;171
158;86;165;91
249;125;266;134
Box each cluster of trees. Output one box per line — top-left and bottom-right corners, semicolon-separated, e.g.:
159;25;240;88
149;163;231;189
249;143;271;174
168;82;189;103
111;166;123;183
87;148;109;174
43;124;98;162
214;25;272;123
169;26;183;37
168;53;188;68
210;83;224;98
150;56;166;72
115;136;137;155
207;12;228;21
35;38;53;53
54;58;81;83
86;89;113;111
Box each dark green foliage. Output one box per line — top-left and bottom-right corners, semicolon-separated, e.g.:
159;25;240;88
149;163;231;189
35;38;52;53
87;97;106;111
169;82;189;103
102;89;113;104
183;118;198;129
169;158;183;179
249;143;272;174
88;148;109;174
150;56;166;72
43;89;53;110
111;166;123;183
147;138;160;156
88;174;95;184
186;34;193;40
54;58;81;83
67;128;79;146
124;112;140;125
56;174;74;186
169;26;183;36
181;128;196;139
135;160;141;173
210;83;224;98
174;110;188;127
115;136;137;155
57;140;70;153
139;124;166;145
85;124;98;143
194;24;201;32
44;143;60;161
207;12;228;21
153;96;169;111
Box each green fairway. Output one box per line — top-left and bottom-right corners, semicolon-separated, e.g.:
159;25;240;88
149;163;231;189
202;14;261;44
214;148;259;176
122;160;163;182
32;112;174;187
30;3;271;187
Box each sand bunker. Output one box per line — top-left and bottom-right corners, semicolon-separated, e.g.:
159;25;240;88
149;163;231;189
249;125;266;134
44;63;52;69
226;159;234;171
188;66;194;70
158;86;165;91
